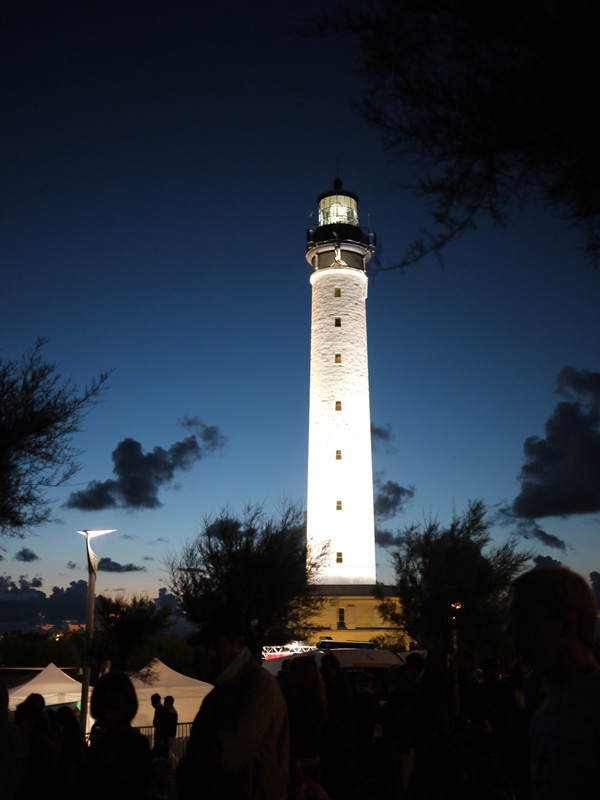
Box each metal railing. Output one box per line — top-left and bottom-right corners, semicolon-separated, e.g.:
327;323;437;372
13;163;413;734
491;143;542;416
135;721;193;765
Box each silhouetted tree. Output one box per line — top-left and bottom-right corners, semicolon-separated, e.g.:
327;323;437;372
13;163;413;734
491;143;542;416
0;338;110;537
166;503;326;659
0;630;84;667
309;0;600;268
376;500;531;656
97;594;171;671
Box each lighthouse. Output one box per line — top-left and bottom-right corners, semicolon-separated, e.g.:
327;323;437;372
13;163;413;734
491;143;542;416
306;179;376;585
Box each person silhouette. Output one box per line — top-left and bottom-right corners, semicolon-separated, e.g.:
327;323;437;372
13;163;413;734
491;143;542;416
88;672;152;800
508;567;600;800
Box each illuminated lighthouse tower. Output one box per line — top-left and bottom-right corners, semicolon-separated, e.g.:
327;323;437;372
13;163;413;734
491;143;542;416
306;179;376;584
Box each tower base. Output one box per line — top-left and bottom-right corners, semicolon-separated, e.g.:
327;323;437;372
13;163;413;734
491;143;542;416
306;584;399;645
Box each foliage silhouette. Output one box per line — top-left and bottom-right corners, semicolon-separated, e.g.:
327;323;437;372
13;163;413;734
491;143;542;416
376;500;531;656
309;0;600;268
166;503;326;659
0;338;110;537
97;594;171;672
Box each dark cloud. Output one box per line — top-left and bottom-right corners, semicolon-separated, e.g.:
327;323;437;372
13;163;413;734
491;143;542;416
0;578;179;632
0;576;89;631
371;423;395;453
142;556;155;561
0;554;4;561
97;557;146;573
66;561;79;570
375;527;405;549
500;517;568;552
64;420;226;511
374;480;415;521
15;547;39;562
154;587;194;636
590;571;600;609
0;574;47;629
154;586;180;613
533;555;562;568
178;416;227;451
149;537;168;545
43;581;89;624
510;366;600;519
557;366;600;407
120;534;137;540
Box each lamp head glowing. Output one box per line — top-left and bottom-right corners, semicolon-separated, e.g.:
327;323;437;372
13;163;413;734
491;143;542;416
77;529;116;538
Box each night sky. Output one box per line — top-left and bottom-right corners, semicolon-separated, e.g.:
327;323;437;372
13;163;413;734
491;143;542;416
2;1;599;630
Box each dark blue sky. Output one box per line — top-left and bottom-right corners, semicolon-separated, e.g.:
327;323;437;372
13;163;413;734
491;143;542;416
1;1;599;629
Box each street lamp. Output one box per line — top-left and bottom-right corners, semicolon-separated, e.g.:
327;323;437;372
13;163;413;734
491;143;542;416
78;529;115;734
450;601;462;718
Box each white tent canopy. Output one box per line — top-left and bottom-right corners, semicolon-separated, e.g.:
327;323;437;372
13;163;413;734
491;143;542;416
130;659;213;727
8;659;213;728
8;662;82;709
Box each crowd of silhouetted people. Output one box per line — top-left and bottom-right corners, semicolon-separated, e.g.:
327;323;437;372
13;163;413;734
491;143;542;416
0;673;180;800
2;566;600;800
277;648;546;800
0;649;554;800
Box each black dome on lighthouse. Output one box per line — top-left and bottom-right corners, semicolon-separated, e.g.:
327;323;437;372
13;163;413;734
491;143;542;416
317;178;359;204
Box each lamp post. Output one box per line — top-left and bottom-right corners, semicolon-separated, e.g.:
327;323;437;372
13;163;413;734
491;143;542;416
78;529;115;734
450;601;462;719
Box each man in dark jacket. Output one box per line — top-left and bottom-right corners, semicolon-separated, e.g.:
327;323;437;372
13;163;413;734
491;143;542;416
177;615;289;800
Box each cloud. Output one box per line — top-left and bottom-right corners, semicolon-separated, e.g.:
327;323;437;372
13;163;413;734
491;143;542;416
120;534;137;540
154;586;181;612
64;419;227;511
97;557;147;573
0;554;4;561
15;547;39;562
149;537;168;545
66;561;79;570
0;576;89;631
374;480;415;521
375;527;405;549
142;556;155;561
371;423;395;453
154;587;194;636
498;516;568;552
178;417;227;451
0;575;47;629
533;555;563;568
510;366;600;519
43;581;89;624
0;578;181;632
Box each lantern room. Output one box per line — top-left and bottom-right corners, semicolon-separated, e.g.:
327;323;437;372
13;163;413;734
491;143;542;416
318;179;359;227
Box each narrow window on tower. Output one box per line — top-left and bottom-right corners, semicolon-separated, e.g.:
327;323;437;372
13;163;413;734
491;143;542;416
335;317;341;327
336;450;342;460
335;401;342;411
338;608;346;629
334;288;341;297
335;354;342;364
336;552;343;563
336;500;342;510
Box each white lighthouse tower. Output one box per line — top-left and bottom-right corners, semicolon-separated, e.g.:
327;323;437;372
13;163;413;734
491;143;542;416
306;179;376;585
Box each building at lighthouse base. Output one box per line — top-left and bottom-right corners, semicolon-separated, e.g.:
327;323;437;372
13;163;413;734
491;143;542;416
304;584;400;646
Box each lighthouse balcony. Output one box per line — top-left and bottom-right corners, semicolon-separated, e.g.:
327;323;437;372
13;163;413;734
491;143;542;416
307;222;368;248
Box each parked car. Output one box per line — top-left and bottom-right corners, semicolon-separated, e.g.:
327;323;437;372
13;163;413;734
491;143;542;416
264;645;404;703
